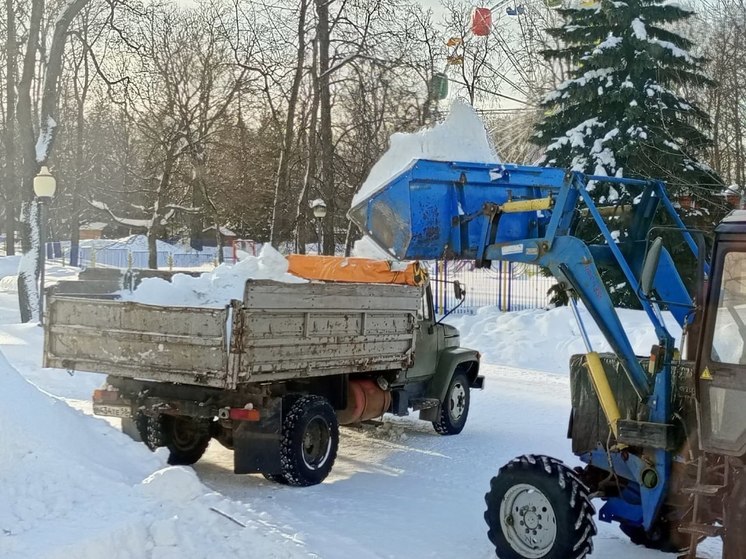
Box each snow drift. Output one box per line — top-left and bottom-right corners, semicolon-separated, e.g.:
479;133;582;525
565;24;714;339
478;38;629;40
446;304;683;374
0;349;312;559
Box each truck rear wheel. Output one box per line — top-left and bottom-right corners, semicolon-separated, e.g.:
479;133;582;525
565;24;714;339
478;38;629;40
279;395;339;487
136;413;211;466
433;371;470;435
484;455;596;559
163;416;212;466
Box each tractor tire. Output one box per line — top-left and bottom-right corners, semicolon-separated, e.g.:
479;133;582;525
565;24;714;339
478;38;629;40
433;371;470;436
724;468;746;559
279;395;339;487
485;454;596;559
618;513;693;553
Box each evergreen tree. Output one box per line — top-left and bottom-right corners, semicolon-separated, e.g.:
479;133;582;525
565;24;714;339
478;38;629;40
534;0;722;208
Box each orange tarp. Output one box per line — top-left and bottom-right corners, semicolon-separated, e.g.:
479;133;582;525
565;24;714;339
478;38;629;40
286;255;427;286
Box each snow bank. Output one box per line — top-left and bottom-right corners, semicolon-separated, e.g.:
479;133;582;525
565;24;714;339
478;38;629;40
120;245;305;307
0;255;21;280
0;349;312;559
447;304;682;374
351;99;498;258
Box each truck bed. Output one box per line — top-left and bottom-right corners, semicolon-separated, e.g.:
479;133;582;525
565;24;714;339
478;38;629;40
44;280;420;389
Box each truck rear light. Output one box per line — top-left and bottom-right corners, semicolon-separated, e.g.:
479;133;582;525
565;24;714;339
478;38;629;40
229;407;261;421
92;388;120;404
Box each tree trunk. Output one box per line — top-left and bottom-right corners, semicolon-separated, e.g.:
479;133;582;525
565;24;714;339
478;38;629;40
270;0;308;246
4;0;17;255
294;45;320;255
315;0;335;255
15;0;43;323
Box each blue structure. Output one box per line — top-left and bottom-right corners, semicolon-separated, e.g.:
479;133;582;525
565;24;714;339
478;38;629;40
349;159;705;533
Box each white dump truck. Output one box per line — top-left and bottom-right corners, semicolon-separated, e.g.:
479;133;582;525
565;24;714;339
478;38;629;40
43;256;482;486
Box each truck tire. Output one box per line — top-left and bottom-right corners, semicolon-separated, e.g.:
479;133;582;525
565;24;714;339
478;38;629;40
433;371;470;435
279;395;339;487
162;416;212;466
135;412;167;450
484;455;596;559
724;468;746;559
136;413;211;466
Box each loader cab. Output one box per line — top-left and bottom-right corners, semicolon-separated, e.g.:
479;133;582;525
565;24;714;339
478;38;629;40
696;210;746;456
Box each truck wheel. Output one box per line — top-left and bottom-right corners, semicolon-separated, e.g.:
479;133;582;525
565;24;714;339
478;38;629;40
484;455;596;559
279;395;339;487
724;468;746;559
262;473;290;485
162;416;212;466
135;412;167;450
433;371;470;435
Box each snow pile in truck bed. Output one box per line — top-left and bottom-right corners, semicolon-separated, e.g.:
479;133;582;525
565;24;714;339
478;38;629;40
351;99;498;259
0;350;312;559
446;304;683;374
119;244;305;307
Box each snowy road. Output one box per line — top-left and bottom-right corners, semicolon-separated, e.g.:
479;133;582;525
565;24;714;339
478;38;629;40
193;364;722;559
0;282;723;558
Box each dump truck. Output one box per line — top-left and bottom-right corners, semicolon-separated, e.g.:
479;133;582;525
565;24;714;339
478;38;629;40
43;256;482;486
350;159;746;558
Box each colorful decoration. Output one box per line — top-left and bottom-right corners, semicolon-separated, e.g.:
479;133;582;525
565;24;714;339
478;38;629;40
471;7;492;36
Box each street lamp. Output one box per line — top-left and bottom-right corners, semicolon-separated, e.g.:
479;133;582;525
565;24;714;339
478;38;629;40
34;166;56;325
311;199;327;255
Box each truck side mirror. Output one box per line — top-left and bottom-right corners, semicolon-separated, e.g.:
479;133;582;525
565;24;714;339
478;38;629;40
454;280;465;300
641;237;663;297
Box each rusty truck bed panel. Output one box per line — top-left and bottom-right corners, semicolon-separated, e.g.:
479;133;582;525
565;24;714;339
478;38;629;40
44;297;230;387
44;280;420;389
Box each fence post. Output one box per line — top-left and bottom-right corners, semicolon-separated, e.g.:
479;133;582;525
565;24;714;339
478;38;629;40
168;253;174;271
507;261;512;312
443;260;448;315
90;250;97;268
127;251;133;271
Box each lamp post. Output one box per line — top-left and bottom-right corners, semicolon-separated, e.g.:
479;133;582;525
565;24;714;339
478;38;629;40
34;166;57;325
311;199;327;255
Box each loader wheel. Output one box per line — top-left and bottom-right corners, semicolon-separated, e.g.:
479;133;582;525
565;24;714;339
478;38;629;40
433;371;470;435
619;512;693;552
279;395;339;487
484;455;596;559
724;468;746;559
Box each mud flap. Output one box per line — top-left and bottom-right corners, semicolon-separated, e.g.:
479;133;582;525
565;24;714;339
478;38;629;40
233;397;282;475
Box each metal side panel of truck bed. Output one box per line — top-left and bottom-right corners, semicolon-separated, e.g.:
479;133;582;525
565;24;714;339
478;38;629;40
44;280;420;389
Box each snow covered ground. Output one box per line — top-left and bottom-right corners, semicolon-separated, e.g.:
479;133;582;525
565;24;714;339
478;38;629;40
0;258;723;558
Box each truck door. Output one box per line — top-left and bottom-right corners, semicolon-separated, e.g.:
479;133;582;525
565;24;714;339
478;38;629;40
407;286;439;381
697;243;746;456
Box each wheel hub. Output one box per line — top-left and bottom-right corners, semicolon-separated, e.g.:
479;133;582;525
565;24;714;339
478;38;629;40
449;382;466;421
499;483;557;558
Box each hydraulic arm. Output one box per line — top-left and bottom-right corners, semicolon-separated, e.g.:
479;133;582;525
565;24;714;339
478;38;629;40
349;159;704;530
